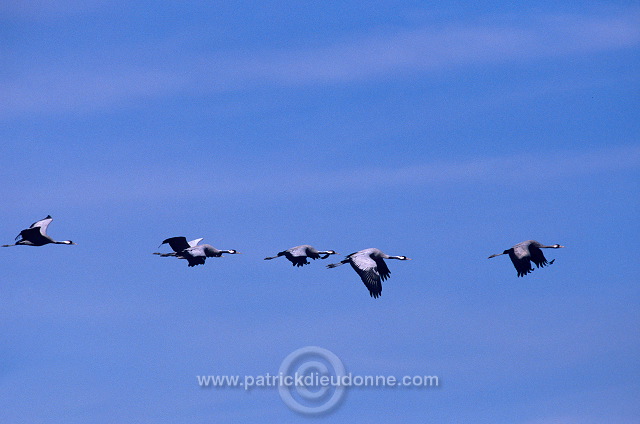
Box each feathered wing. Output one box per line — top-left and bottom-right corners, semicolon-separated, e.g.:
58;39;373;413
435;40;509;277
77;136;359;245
162;237;191;253
508;248;533;277
16;227;42;242
303;246;321;260
188;238;204;248
30;215;53;232
289;255;310;267
181;246;207;266
376;258;391;281
528;244;549;269
285;246;311;266
350;252;383;298
186;255;206;267
16;215;53;241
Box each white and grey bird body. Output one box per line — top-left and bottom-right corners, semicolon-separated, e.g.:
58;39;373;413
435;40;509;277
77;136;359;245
327;248;411;298
488;240;564;277
179;244;240;267
154;236;240;267
2;215;75;247
264;244;338;267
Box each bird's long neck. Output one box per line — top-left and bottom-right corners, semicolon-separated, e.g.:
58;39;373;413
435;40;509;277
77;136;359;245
54;240;73;245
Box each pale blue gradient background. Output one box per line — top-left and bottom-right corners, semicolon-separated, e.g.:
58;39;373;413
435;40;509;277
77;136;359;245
1;1;639;422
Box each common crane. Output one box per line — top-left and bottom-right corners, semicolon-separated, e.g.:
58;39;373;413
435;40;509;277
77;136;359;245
154;236;240;267
264;245;338;267
488;240;564;277
2;215;75;247
327;248;411;298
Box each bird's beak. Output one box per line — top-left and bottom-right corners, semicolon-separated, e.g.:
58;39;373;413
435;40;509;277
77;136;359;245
405;257;412;260
559;245;565;248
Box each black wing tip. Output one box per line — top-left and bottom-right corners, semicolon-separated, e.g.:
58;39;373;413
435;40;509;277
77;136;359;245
534;259;549;269
517;268;533;277
162;236;185;243
290;257;309;267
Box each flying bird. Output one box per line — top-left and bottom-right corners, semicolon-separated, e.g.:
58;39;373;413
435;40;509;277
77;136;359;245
154;236;240;267
2;215;75;247
327;248;411;298
264;245;338;267
488;240;564;277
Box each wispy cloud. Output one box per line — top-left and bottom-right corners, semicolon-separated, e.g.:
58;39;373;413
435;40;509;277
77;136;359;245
2;8;639;118
1;144;637;210
245;10;640;85
360;143;640;189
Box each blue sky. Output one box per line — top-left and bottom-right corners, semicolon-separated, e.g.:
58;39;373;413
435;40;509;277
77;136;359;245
1;1;639;422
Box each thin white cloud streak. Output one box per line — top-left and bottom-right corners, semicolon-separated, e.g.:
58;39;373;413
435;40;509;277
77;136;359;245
351;143;640;190
250;11;640;85
2;144;637;209
1;8;639;118
202;143;639;198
